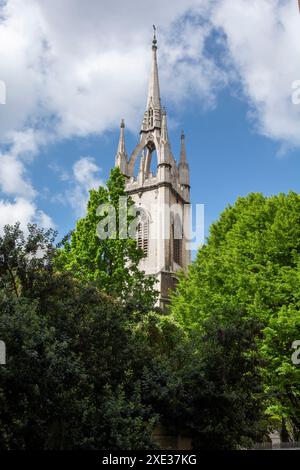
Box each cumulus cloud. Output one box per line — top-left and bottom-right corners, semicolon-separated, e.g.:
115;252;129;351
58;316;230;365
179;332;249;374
0;154;36;198
0;197;53;233
65;156;103;217
0;128;54;230
0;0;217;141
0;0;215;226
0;0;299;144
213;0;300;149
73;157;103;189
0;0;299;229
0;128;46;198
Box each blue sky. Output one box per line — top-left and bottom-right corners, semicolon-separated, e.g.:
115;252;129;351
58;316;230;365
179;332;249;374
34;88;300;241
0;0;300;249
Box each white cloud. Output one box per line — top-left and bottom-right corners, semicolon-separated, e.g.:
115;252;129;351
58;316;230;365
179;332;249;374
0;197;54;233
73;156;103;189
0;0;215;225
0;0;216;141
0;0;299;231
213;0;300;148
48;162;70;182
0;128;44;198
0;0;299;146
65;156;103;216
0;153;36;198
0;128;54;230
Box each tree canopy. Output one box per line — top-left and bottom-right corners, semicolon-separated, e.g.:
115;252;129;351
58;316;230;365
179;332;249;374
171;192;300;439
56;167;157;311
3;183;300;449
0;224;158;449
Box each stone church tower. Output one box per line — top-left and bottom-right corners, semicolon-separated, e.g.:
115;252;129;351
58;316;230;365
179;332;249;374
115;29;191;308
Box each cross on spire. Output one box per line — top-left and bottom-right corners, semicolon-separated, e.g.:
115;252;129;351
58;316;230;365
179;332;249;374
152;24;157;49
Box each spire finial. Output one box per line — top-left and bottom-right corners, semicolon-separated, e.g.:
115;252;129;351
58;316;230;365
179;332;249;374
181;129;185;140
120;118;125;129
152;24;157;49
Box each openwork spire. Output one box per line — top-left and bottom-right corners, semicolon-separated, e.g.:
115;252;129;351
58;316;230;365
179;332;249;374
141;26;162;132
147;25;160;109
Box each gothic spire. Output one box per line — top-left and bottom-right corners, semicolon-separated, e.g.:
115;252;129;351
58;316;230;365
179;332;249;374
178;130;190;186
141;26;162;132
180;130;187;163
115;119;128;175
117;119;126;154
147;25;161;110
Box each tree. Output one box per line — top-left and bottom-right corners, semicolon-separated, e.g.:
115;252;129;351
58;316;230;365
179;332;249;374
56;168;157;311
183;310;266;450
171;192;300;440
261;306;300;439
130;309;266;450
0;222;56;298
0;224;157;449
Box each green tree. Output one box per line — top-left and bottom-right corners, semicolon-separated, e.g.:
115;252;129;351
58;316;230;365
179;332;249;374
183;310;266;450
0;224;157;449
56;168;157;311
261;306;300;439
171;192;300;440
130;309;266;450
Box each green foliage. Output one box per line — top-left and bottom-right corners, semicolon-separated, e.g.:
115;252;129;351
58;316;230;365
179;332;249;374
184;311;266;449
130;309;266;450
0;224;157;449
56;167;157;311
172;191;300;441
0;223;56;298
4;189;300;449
261;306;300;437
130;312;191;432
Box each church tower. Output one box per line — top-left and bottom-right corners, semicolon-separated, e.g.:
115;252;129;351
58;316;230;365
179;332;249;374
115;28;191;308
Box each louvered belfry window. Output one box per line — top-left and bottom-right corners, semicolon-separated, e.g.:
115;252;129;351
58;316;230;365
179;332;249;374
136;212;149;257
173;238;182;266
173;215;182;266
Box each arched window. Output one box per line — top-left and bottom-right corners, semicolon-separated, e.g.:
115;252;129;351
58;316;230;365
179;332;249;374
145;147;158;178
136;210;149;257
